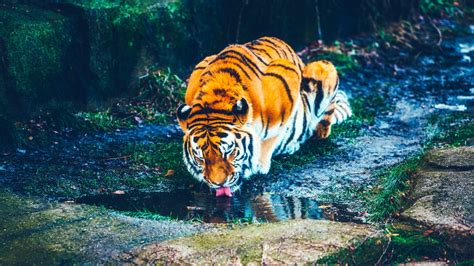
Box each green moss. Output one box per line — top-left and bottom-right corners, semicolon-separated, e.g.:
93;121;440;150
387;225;451;263
0;6;72;110
318;224;458;264
317;237;386;265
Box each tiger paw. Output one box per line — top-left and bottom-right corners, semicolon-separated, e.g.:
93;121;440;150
316;121;331;139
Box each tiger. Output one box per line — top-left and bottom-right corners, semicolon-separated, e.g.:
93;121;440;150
177;37;352;197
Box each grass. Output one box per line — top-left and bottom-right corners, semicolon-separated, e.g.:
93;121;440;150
358;110;472;224
364;157;422;223
122;141;193;187
116;209;175;221
426;112;473;148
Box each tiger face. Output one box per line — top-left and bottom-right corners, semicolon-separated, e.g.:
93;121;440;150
177;98;259;195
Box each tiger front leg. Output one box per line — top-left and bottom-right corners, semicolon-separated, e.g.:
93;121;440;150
316;90;352;139
257;136;279;174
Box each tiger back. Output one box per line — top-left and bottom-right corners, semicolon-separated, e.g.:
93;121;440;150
177;37;352;196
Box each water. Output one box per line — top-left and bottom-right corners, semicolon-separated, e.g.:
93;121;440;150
76;191;361;223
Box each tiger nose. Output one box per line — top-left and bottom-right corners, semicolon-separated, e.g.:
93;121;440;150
210;171;227;186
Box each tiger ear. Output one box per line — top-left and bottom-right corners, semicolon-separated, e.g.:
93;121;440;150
177;104;192;121
232;98;249;115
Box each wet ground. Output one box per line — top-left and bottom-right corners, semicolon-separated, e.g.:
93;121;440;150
0;35;473;219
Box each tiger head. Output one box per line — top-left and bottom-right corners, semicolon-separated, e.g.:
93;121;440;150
177;85;259;196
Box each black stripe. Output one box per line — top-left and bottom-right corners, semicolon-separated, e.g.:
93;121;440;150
263;72;294;104
246;48;269;66
211;54;253;80
263;115;270;139
229;61;253;80
188;117;234;124
212;50;263;77
217;67;242;84
303;77;318;84
272;63;299;77
320;119;330;126
247;133;254;171
259;38;285;58
184;141;199;174
283;113;298;148
248;46;272;60
280;109;286;126
266;37;292;60
277;39;301;67
325;109;335;115
297;109;307;142
188;108;234;119
194;66;206;70
188;122;234;130
314;80;324;116
302;94;311;111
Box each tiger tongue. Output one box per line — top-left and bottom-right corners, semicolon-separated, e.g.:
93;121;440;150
215;187;232;197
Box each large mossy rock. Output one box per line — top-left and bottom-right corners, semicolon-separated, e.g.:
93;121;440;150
0;1;193;109
0;190;215;264
0;5;75;113
401;146;474;256
121;220;379;264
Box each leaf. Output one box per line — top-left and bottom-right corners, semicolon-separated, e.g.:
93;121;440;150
164;169;175;177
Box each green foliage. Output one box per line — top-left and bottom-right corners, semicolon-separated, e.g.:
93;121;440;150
378;29;397;44
365;157;421;223
137;67;187;115
72;66;185;132
311;51;359;75
420;0;462;16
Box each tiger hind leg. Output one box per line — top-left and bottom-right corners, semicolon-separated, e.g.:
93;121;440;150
316;90;352;139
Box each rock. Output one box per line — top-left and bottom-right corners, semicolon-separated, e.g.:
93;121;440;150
401;146;474;255
0;190;215;264
122;220;378;264
423;146;474;169
0;4;75;112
